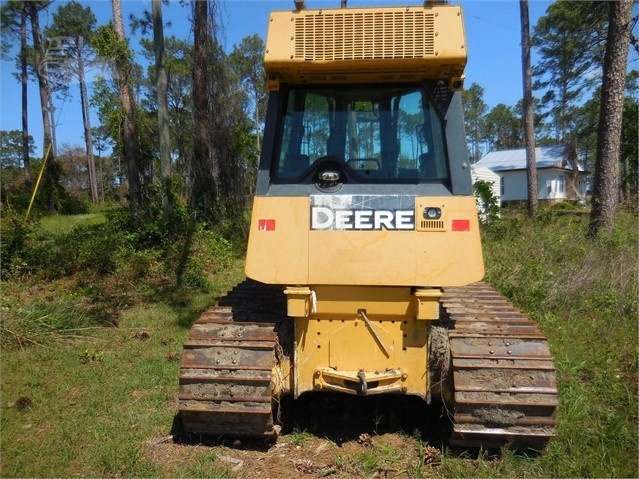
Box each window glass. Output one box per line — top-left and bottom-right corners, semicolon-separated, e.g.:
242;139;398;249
274;85;449;183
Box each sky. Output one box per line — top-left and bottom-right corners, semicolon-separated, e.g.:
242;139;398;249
0;0;556;156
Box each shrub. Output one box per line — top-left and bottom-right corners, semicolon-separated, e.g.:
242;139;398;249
473;179;500;225
0;207;38;280
549;200;579;211
482;208;637;322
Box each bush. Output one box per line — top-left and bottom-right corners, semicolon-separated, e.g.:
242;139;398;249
7;198;243;285
549;200;579;211
0;207;38;280
183;228;235;287
473;179;500;224
13;221;121;279
482;208;637;322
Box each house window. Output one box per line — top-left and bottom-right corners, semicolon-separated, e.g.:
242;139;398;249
500;176;504;195
558;175;565;194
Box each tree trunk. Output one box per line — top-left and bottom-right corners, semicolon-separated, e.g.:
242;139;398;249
191;0;218;218
112;0;142;211
27;0;58;212
46;70;58;157
520;0;538;216
588;0;633;237
77;35;99;205
20;2;32;187
153;0;171;213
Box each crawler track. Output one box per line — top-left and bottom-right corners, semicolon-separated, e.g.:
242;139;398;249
178;280;557;450
178;280;287;438
441;283;558;450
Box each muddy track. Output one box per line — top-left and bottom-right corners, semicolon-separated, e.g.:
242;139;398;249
441;282;558;450
178;280;557;450
178;280;287;439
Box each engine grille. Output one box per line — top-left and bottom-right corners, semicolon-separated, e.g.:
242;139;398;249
294;10;435;61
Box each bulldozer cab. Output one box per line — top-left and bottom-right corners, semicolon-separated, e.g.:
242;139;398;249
274;85;449;184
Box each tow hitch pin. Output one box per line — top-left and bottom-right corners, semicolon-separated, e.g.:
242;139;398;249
357;369;367;395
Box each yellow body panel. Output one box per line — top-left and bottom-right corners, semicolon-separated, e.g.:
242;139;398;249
246;195;484;287
245;196;310;284
265;5;466;85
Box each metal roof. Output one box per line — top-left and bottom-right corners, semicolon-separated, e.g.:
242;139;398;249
473;145;586;172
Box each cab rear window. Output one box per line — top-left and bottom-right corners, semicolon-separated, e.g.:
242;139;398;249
274;85;450;184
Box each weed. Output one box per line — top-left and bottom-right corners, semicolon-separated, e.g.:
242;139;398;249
79;349;104;364
289;426;312;447
372;412;383;435
355;442;404;476
0;293;103;349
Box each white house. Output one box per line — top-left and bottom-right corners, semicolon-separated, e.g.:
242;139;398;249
473;145;590;205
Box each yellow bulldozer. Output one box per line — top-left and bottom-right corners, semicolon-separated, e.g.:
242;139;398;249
178;0;558;449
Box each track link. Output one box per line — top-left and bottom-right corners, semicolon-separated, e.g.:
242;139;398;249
441;282;558;450
178;280;287;438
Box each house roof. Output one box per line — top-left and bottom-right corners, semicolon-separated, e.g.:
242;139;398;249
473;145;587;172
471;166;500;179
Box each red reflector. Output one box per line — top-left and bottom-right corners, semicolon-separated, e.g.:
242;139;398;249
258;219;276;231
452;219;470;231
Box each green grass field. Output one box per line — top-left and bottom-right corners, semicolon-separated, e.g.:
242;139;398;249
1;208;637;478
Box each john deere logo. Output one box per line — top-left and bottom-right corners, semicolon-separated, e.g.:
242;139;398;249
310;195;415;231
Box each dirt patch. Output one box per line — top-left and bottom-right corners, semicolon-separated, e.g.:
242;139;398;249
146;433;429;478
147;393;451;478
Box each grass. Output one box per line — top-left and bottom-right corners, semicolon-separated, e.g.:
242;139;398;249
38;212;107;235
0;207;637;478
0;264;246;478
289;427;314;446
480;208;638;478
1;314;169;476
